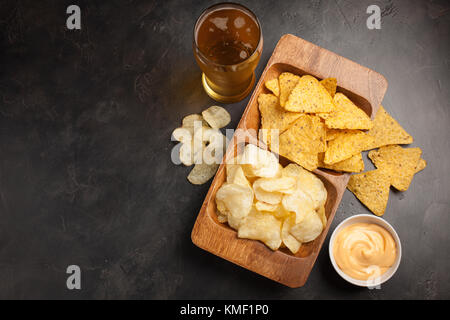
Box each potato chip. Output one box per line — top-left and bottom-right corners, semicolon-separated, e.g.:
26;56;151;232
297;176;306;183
322;93;373;130
319;152;364;173
292;165;327;209
279;72;300;107
255;176;297;194
240;144;280;178
415;158;427;173
217;213;228;223
237;209;282;250
258;93;301;147
320;77;337;97
253;179;283;205
365;105;413;150
226;165;251;188
289;211;324;243
324;130;375;164
187;163;219;185
255;201;278;212
269;205;291;219
281;214;302;254
265;78;280;97
284;75;335;113
316;205;327;228
179;143;193;166
368;145;422;191
279;114;326;154
172;127;192;143
347;169;391;216
216;183;253;219
282;188;316;224
201;105;231;129
182;114;209;128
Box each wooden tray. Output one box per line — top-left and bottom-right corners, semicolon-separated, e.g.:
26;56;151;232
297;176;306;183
191;34;388;288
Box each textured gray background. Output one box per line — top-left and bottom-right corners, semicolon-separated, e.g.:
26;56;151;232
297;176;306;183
0;0;449;299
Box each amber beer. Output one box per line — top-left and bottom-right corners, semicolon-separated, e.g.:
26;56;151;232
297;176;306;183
193;3;263;103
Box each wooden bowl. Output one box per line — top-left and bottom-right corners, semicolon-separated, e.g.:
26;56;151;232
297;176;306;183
191;34;388;288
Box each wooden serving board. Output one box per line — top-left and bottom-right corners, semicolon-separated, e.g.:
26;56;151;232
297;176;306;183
191;34;388;288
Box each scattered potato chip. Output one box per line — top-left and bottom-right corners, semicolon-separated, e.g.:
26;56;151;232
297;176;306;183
253;179;283;205
320;77;337;97
365;105;413;150
179;143;194;166
226;165;251;188
258;93;301;147
415;158;427;173
216;183;253;219
255;201;278;212
279;72;300;107
182;114;209;128
240;144;280;178
265;78;280;96
279;114;326;154
284;75;335;113
282;188;316;224
172;127;192;143
237;209;282;250
187;163;219;185
290;164;327;209
201;105;231;129
347;169;391;216
324;130;375;164
368;145;422;191
322;93;373;130
256;176;297;194
319;152;364;173
281;214;302;254
289;211;324;243
316;205;327;228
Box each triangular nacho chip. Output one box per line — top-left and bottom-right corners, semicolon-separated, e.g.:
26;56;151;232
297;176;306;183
279;72;300;107
368;145;422;191
347;169;391;216
365;105;413;150
265;78;280;97
279;114;326;154
320;77;337;97
319;152;364;173
278;148;319;172
258;93;301;147
284;75;336;113
324;130;375;164
415;158;427;174
322;93;373;130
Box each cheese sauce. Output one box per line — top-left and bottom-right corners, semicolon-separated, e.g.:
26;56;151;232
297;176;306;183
333;223;396;280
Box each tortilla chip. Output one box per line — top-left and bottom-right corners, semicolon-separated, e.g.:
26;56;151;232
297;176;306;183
284;75;335;113
265;79;280;97
320;78;337;97
324;130;375;164
368;145;422;191
319;152;364;173
365;105;413;150
279;148;319;172
415;158;427;173
279;72;300;107
258;93;301;147
279;114;326;154
321;93;373;130
347;169;391;216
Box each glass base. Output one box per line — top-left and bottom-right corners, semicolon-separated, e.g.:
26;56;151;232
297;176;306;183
201;73;255;104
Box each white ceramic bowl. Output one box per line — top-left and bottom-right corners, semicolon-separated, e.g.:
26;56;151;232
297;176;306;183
328;214;402;287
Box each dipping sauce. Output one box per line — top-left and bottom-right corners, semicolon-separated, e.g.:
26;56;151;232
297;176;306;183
333;223;396;281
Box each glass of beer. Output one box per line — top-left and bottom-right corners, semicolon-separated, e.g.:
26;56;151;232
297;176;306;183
193;3;263;103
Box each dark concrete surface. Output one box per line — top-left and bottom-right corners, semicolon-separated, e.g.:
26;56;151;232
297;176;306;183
0;0;449;299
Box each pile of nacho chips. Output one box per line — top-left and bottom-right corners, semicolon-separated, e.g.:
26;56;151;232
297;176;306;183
259;72;426;216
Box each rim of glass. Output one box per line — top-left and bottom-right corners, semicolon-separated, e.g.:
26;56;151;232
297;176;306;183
193;2;263;68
